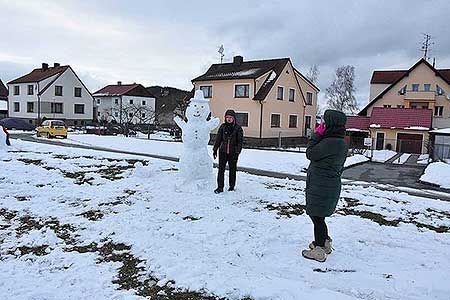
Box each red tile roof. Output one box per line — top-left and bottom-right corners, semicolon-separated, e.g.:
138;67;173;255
8;65;69;84
346;108;432;130
93;84;155;98
369;107;432;129
346;116;370;130
370;70;407;84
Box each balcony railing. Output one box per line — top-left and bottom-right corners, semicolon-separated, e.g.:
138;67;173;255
404;90;436;101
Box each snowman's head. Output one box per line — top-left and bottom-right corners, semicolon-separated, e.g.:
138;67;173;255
186;90;211;121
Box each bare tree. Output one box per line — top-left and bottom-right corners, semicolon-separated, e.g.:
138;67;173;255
326;65;358;114
306;64;320;84
102;104;156;137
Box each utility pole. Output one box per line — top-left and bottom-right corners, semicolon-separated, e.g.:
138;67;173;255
421;33;434;61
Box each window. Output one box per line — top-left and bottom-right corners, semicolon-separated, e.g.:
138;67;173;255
74;87;82;97
434;106;444;117
424;84;431;92
412;84;419;92
27;102;34;113
115;98;119;105
436;85;445;96
235;112;249;127
51;103;63;113
234;84;250;98
200;86;213;98
129;99;134;104
74;104;85;114
14;86;19;95
383;104;392;108
14;102;20;112
397;105;405;108
142;100;146;106
305;116;312;129
289;115;298;128
28;85;34;95
289;88;295;102
277;86;284;100
97;99;101;105
306;92;313;105
271;114;281;128
399;85;407;95
55;85;63;96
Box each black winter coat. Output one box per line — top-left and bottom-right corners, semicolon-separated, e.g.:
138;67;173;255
305;110;348;217
213;123;244;155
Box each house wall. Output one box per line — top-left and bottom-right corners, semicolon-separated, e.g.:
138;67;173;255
366;63;450;128
193;62;318;139
94;95;156;124
369;128;429;154
39;68;93;121
296;72;318;136
369;83;390;101
7;74;59;120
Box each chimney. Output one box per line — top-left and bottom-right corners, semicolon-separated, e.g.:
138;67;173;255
42;63;49;70
54;63;60;68
117;81;122;86
233;55;243;65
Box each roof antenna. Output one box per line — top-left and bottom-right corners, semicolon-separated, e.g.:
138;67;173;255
420;33;434;61
218;45;225;63
432;57;436;68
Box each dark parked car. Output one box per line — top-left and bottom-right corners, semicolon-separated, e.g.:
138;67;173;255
0;118;35;131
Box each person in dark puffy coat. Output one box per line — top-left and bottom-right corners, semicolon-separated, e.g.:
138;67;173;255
213;109;244;193
302;109;348;262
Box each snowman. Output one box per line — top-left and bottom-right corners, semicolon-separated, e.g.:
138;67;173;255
174;90;220;188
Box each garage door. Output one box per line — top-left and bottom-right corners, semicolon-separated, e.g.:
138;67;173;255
396;133;423;154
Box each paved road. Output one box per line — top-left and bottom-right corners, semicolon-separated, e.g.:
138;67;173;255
10;133;450;201
343;162;433;190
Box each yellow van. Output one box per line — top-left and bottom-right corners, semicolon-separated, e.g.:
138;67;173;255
36;120;68;138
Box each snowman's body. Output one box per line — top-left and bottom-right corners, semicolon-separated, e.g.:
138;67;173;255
174;91;220;185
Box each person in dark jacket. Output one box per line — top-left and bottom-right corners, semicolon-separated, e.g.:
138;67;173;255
302;109;348;262
2;126;10;146
213;109;244;194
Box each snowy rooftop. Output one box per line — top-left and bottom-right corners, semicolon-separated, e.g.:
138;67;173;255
430;128;450;134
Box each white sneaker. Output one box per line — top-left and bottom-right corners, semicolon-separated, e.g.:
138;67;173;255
309;237;333;254
302;246;327;262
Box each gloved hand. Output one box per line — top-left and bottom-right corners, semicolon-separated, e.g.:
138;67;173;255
315;119;326;135
213;151;217;160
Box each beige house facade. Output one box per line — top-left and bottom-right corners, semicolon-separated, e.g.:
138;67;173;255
192;56;318;142
361;58;450;129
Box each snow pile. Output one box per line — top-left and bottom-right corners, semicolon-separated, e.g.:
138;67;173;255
344;154;369;167
367;150;398;162
420;162;450;189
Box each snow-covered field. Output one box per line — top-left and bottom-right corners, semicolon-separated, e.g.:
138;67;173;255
39;134;367;174
1;140;450;300
420;162;450;189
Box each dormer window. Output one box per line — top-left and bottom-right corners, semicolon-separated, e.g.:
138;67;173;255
436;85;445;96
398;85;407;95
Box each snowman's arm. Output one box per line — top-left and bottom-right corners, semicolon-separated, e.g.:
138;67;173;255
207;117;220;130
174;115;186;130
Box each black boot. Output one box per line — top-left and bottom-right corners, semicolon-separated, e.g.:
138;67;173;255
214;188;223;194
228;187;235;191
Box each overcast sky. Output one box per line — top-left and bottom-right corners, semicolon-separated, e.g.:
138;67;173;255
1;0;449;108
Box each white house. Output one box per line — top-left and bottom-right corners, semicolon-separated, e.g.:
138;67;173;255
7;63;94;126
93;82;156;125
